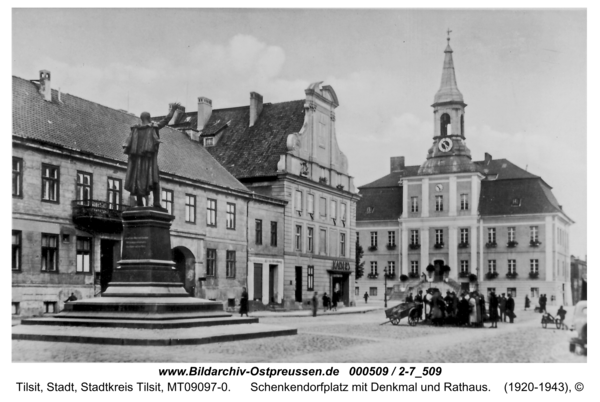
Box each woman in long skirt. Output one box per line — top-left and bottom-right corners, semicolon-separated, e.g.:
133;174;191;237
240;287;249;317
488;292;499;328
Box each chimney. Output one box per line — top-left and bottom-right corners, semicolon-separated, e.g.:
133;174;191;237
39;70;52;102
484;152;493;165
390;156;405;173
169;104;185;125
197;97;212;131
249;92;263;127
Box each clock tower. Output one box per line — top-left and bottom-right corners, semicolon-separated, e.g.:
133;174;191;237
419;34;476;175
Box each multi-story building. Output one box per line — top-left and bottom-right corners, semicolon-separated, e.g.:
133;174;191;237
356;38;574;306
570;256;587;304
12;71;286;317
155;83;360;308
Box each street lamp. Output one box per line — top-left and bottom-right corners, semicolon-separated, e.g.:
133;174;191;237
383;266;388;308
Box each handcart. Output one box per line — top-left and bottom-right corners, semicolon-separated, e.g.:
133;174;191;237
541;312;563;329
384;302;421;326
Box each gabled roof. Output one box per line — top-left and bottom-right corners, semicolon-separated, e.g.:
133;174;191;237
156;100;306;180
12;76;248;192
356;186;403;221
479;178;562;216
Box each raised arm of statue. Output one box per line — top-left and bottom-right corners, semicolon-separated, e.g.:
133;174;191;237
156;102;181;130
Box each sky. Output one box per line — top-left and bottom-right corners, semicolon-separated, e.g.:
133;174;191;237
12;8;587;258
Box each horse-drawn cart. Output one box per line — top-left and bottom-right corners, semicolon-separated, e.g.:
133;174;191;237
384;302;421;326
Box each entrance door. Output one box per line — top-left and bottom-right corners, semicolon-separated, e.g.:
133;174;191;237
172;247;195;296
254;263;263;301
295;266;303;302
460;282;470;294
331;275;348;306
434;259;445;281
269;265;277;304
100;239;119;293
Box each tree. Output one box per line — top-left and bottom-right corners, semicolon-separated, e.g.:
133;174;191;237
355;239;365;280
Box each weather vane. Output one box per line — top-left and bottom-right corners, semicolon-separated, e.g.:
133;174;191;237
447;28;452;43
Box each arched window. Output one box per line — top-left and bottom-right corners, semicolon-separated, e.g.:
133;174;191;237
440;113;451;136
461;114;464;136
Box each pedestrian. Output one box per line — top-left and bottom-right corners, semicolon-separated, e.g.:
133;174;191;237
458;293;470;326
322;292;330;311
506;294;515;323
312;292;318;317
64;292;78;303
331;291;338;311
540;294;547;313
524;295;530;311
478;293;486;326
468;292;478;327
405;292;414;303
239;287;249;317
363;292;369;304
488;291;499;328
431;291;444;326
414;290;424;319
556;305;567;329
499;293;507;322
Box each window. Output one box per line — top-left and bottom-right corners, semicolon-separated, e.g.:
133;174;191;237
41;164;59;203
204;137;214;147
410;196;419;212
206;248;216;276
410;230;419;245
44;301;57;314
270;222;277;247
340;232;346;257
530;259;539;273
508;259;516;274
107;178;122;210
319;229;327;255
185;195;196;223
255;220;263;245
411;261;419;274
13;157;23;197
387;261;396;275
435;229;444;245
76;237;91;273
370;261;378;275
511;198;521;207
488;228;496;243
226;250;236;278
388;231;396;246
12;302;20;315
307;194;315;215
295;190;302;213
531;288;539;298
307;227;313;253
340;203;347;223
319;197;327;217
226;203;236;229
530;226;539;242
161;189;173;214
460;228;469;244
460;260;469;273
508;227;516;242
366;207;375;214
330;200;337;220
295;225;302;251
460;193;469;210
12;230;21;271
207;199;217;226
435;195;443;212
41;233;58;272
369;287;378;297
307;266;314;291
488;260;497;273
370;232;378;247
355;287;360;296
76;172;93;204
507;288;517;298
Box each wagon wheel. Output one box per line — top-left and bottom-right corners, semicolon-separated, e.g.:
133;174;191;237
391;317;400;326
542;318;547;328
408;315;418;326
555;319;562;330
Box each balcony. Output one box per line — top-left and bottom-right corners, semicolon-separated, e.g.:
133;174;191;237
71;200;131;233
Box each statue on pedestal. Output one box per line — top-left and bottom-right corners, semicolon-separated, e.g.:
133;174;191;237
123;103;179;207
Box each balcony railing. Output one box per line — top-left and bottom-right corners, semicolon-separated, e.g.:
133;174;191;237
71;199;131;233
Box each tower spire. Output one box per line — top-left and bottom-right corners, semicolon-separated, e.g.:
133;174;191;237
434;30;463;104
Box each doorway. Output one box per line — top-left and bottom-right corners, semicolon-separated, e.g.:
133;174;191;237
295;266;303;302
269;265;277;304
172;246;196;296
100;239;120;293
434;259;445;281
253;263;263;301
331;273;350;306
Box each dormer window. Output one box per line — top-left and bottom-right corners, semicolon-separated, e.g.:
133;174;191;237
204;137;214;147
366;207;375;214
511;198;521;207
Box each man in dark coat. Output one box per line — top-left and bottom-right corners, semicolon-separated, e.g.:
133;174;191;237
457;293;470;326
414;290;424;319
322;292;330;311
312;292;318;317
363;292;369;304
500;293;507;322
478;293;487;326
239;287;249;317
64;292;78;303
488;291;499;328
506;294;515;323
123;103;178;207
405;292;414;303
525;295;530;311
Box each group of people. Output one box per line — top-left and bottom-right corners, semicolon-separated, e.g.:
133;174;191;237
321;291;340;312
405;289;516;328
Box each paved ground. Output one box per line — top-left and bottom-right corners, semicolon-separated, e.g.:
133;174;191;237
12;306;585;363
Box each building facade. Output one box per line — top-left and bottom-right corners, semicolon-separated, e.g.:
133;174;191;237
12;72;286;317
156;83;360;308
356;39;574;307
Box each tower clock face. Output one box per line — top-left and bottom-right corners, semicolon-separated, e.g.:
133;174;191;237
438;138;453;152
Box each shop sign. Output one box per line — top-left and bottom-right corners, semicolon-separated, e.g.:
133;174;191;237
331;260;351;272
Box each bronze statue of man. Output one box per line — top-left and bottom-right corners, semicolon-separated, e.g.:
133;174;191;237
123;103;179;207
